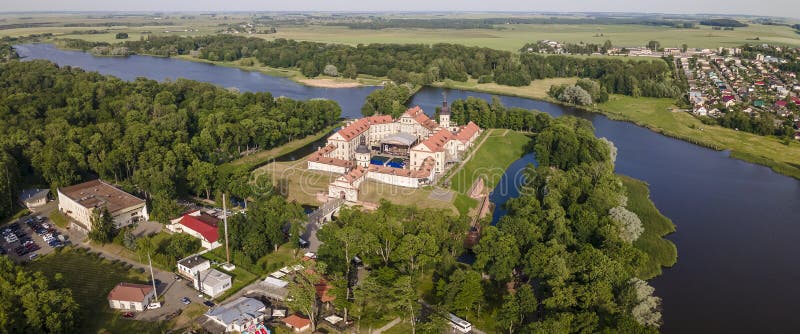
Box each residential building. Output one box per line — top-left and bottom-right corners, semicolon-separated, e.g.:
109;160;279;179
167;210;221;250
107;282;156;312
177;255;232;298
206;297;268;333
57;179;148;230
282;314;312;332
18;188;49;209
199;268;232;298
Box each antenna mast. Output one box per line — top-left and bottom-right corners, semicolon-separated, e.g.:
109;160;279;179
148;252;158;301
223;193;230;265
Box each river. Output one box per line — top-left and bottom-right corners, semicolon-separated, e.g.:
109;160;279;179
15;43;800;333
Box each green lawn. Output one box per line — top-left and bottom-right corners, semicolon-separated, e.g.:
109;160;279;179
25;248;166;334
450;129;533;194
619;175;678;280
597;95;800;180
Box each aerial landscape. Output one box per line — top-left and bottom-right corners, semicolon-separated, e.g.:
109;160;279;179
1;0;799;333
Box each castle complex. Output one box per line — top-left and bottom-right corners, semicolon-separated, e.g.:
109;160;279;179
307;99;481;202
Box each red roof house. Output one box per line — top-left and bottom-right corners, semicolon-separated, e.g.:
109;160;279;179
775;100;788;109
791;96;800;105
107;283;155;312
282;314;312;332
168;210;220;249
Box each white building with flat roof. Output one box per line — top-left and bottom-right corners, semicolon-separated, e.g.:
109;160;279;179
57;179;147;230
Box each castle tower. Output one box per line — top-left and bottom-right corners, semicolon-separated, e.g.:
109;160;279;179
355;136;370;168
439;92;451;130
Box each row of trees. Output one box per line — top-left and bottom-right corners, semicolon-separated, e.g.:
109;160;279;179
0;256;80;333
0;60;340;222
65;35;682;98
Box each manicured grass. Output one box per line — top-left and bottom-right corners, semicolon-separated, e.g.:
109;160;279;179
450;129;533;194
256;159;460;214
48;210;69;228
25;248;166;334
619;175;678;280
453;193;479;217
597;95;800;180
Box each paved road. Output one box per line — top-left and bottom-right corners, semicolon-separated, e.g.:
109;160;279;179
78;239;209;321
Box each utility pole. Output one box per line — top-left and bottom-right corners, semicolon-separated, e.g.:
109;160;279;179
223;193;230;265
148;252;158;301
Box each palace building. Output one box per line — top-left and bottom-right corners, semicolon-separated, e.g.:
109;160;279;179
308;98;481;202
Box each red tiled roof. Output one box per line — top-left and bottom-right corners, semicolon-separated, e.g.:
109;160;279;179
416;129;454;152
456;122;480;143
315;280;336;303
334;115;393;141
107;283;153;302
403;106;439;130
283;314;311;329
791;97;800;105
308;145;354;168
343;166;366;184
179;213;219;243
775;100;788;107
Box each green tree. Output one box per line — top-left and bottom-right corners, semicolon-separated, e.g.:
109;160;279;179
287;269;321;331
88;207;115;244
187;159;216;199
474;226;520;282
497;292;521;333
391;276;421;334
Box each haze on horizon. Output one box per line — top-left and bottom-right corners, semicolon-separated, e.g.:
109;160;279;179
2;0;799;19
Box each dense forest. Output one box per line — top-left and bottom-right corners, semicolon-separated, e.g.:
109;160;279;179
0;256;80;333
314;101;665;332
0;60;340;221
57;35;683;98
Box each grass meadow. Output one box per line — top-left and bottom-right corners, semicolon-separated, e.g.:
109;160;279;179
26;248;165;334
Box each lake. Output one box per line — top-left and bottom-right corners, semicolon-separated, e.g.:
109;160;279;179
16;43;800;333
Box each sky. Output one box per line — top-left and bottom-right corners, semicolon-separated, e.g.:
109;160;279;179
1;0;799;19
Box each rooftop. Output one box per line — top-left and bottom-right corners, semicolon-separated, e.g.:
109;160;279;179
107;282;153;302
200;268;231;288
178;255;210;270
282;314;312;329
381;132;418;147
178;211;220;243
58;179;145;214
19;188;49;203
207;297;266;325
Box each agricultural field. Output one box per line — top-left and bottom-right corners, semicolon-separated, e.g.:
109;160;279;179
265;23;800;51
25;248;165;334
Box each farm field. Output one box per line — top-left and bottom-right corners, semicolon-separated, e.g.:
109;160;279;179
26;248;165;334
266;23;800;51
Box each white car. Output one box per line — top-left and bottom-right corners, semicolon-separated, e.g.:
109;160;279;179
5;235;18;243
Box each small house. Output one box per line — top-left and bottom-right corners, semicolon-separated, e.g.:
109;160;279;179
282;314;312;332
18;188;49;209
107;283;156;312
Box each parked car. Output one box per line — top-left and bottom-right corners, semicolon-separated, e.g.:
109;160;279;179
121;312;135;319
28;253;39;261
181;297;191;305
203;300;215;307
14;246;27;256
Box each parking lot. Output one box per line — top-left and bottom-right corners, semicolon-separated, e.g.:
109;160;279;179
1;214;70;263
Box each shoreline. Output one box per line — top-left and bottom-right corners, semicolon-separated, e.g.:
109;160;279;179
33;42;800;181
